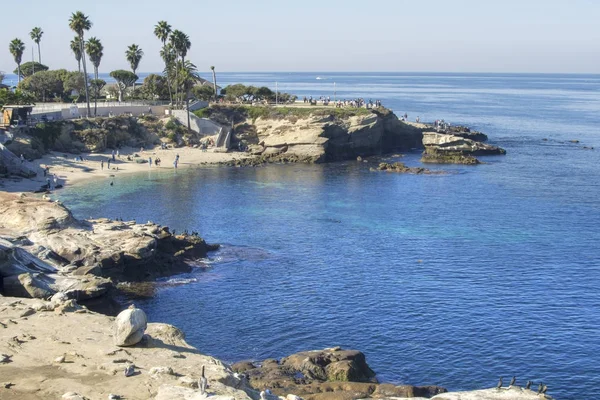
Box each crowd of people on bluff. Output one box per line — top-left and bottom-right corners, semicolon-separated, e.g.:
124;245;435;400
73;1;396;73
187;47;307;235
302;96;383;109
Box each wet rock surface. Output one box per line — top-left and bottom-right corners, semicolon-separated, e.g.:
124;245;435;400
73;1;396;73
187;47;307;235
232;347;447;399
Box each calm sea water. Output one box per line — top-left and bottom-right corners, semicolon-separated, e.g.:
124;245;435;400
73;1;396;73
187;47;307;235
58;73;600;400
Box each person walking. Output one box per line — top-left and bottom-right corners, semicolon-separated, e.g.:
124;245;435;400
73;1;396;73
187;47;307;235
101;160;104;170
148;157;152;167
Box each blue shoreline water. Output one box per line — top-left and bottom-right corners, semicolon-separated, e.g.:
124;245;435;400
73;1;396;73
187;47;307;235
57;72;600;400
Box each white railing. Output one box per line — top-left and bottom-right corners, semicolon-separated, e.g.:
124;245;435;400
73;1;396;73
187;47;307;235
32;101;171;112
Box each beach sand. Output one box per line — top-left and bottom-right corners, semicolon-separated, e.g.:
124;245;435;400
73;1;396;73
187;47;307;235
0;145;251;193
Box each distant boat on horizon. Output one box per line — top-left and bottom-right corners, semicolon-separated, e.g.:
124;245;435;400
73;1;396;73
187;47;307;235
316;76;327;80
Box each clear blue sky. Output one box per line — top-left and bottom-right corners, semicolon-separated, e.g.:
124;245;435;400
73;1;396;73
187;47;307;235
1;0;599;74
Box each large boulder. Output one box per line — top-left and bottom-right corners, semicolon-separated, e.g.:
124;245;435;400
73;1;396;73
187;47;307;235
114;305;148;346
422;132;505;155
0;143;37;177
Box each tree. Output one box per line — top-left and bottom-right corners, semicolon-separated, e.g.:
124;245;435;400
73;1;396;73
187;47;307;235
85;37;103;80
14;62;49;79
192;84;214;101
210;65;217;102
169;30;191;108
0;88;34;108
63;71;87;101
160;43;176;105
224;84;247;103
170;30;191;63
154;20;173;104
255;86;274;101
142;74;169;100
70;37;82;72
0;71;5;85
109;70;138;102
173;60;199;131
30;27;43;64
18;70;66;102
9;39;25;84
125;44;143;91
89;79;106;116
69;11;92;117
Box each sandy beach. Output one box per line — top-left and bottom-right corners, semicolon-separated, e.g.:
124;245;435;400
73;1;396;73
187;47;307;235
0;145;251;193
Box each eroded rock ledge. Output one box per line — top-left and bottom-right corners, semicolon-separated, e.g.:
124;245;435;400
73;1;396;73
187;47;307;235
0;192;217;309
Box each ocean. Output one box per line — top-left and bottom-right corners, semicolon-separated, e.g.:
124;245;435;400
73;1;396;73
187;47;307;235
57;72;600;399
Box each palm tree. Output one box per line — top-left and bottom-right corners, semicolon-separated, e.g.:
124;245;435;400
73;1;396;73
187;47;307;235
170;30;191;107
69;11;92;117
9;39;25;83
70;37;82;72
125;44;143;92
160;43;176;105
210;66;217;103
170;30;191;63
154;20;172;104
85;37;103;80
30;27;43;64
174;60;199;131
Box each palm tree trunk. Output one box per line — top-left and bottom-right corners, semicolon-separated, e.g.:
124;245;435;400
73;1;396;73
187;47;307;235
132;69;136;94
79;36;91;118
38;43;41;64
212;69;217;103
17;64;21;84
78;59;81;73
94;66;98;81
186;96;191;132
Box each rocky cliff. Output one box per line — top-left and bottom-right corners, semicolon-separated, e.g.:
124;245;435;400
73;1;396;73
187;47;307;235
197;106;424;163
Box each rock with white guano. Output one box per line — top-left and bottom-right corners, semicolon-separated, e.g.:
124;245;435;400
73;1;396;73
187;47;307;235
114;305;147;346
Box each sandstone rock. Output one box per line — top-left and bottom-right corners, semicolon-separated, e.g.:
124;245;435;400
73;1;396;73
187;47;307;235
232;361;256;373
0;143;37;178
422;132;505;156
155;384;235;400
2;272;54;299
431;387;545;399
149;366;175;377
114;306;147;346
374;162;441;174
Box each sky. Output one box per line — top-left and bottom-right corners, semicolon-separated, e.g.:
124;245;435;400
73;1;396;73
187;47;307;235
1;0;599;74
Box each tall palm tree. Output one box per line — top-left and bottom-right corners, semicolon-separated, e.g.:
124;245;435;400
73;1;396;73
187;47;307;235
85;37;103;80
170;30;191;107
154;20;172;104
29;27;43;64
125;44;143;92
170;30;191;63
175;60;199;132
69;11;92;117
70;37;82;72
9;39;25;83
160;43;176;105
210;66;217;103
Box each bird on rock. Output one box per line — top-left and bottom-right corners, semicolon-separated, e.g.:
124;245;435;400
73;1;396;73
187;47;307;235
538;382;544;394
54;354;66;363
260;390;267;400
541;384;548;394
509;376;516;388
526;381;532;390
108;395;122;400
0;354;12;364
497;377;503;390
199;365;208;395
124;363;135;377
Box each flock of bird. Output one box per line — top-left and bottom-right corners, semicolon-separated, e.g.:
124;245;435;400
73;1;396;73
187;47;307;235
497;376;548;395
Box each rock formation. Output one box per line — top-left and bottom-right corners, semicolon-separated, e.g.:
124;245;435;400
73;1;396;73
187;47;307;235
0;143;37;178
204;106;424;164
0;192;217;309
114;305;148;346
232;347;447;399
421;132;506;164
372;162;442;175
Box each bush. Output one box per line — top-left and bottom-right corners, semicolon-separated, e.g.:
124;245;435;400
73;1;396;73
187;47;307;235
165;118;179;130
30;122;63;151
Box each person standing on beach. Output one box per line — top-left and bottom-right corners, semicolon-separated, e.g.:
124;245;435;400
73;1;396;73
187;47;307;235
112;150;115;161
101;160;104;170
148;157;152;167
107;158;111;169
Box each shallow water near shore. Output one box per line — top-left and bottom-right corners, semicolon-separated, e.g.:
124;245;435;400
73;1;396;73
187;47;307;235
58;73;600;400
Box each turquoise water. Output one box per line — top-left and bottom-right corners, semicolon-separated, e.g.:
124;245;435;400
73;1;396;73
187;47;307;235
59;73;600;399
